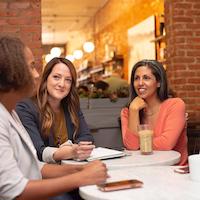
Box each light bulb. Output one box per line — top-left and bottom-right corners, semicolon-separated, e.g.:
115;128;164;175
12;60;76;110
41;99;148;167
83;41;95;53
50;47;61;57
65;55;75;62
45;54;54;63
73;50;83;60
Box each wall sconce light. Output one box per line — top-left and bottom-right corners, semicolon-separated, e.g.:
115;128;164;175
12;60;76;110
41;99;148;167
83;41;95;53
73;50;83;60
50;47;62;57
65;55;75;62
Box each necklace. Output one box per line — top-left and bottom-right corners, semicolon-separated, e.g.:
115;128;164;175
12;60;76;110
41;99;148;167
144;111;157;116
144;108;159;117
56;118;63;147
54;109;67;147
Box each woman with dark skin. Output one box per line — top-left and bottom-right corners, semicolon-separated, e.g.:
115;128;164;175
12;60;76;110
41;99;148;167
0;36;108;200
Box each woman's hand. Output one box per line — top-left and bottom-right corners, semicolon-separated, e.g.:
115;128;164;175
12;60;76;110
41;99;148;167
72;141;95;161
129;96;147;111
53;145;75;161
127;97;147;134
53;141;95;161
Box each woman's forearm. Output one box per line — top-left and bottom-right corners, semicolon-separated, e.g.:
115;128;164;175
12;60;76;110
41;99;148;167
17;160;107;200
53;145;74;161
128;108;140;135
16;173;82;200
41;163;83;178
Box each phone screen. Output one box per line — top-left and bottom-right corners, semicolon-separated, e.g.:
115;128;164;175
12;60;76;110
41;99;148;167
98;179;143;192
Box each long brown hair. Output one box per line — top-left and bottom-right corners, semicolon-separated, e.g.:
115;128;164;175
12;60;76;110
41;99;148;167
36;57;80;139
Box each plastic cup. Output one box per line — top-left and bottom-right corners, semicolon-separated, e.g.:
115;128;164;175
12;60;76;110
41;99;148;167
138;124;153;155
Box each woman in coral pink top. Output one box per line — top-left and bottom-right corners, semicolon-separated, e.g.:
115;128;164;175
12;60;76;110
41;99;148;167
121;60;188;165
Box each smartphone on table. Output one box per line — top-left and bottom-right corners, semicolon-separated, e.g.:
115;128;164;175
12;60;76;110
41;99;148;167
98;179;143;192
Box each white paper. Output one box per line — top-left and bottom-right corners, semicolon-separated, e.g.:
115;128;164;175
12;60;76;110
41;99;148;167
87;147;126;161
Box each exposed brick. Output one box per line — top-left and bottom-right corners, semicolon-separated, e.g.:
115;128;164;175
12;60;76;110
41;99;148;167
192;3;200;9
187;50;200;56
173;30;193;37
9;2;30;9
187;38;200;43
173;57;195;63
21;26;41;33
174;71;196;77
186;23;200;29
30;0;40;9
20;9;40;17
0;9;19;17
172;78;187;84
188;90;200;96
185;10;200;15
0;2;7;9
188;78;200;84
0;19;8;26
173;9;185;16
182;85;196;90
1;0;42;72
173;17;194;23
174;3;192;9
188;64;200;70
165;0;200;123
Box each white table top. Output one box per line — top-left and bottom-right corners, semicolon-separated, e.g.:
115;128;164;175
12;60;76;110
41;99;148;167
79;166;200;200
62;150;180;170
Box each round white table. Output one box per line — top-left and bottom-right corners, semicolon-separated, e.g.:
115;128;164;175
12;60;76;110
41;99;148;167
101;150;180;170
62;150;180;170
79;166;200;200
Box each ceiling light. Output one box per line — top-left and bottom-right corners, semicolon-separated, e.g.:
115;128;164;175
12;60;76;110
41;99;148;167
45;54;54;63
50;47;62;57
65;55;75;62
83;41;95;53
73;50;83;60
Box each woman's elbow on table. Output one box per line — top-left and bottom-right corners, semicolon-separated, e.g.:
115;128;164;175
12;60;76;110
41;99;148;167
123;136;139;150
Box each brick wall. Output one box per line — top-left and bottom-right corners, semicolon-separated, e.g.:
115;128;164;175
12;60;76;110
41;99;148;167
0;0;42;72
165;0;200;122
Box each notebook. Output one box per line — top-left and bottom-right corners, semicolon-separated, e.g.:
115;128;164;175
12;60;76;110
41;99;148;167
87;147;126;161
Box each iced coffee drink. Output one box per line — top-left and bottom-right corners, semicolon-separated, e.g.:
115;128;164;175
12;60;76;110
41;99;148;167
138;124;153;155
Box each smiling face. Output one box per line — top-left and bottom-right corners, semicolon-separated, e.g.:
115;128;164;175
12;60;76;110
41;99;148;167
133;66;160;101
47;62;72;103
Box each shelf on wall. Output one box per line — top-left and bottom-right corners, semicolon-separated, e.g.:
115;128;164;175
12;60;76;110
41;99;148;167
150;35;166;42
102;72;112;78
77;55;124;84
90;65;104;74
77;66;88;73
77;75;90;82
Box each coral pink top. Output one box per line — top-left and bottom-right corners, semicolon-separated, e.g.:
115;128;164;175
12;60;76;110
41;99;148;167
121;98;188;165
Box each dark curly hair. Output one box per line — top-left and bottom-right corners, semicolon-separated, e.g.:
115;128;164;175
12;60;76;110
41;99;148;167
0;36;33;92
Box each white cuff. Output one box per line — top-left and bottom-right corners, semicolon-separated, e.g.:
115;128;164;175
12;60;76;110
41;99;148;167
60;140;73;147
42;147;58;163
